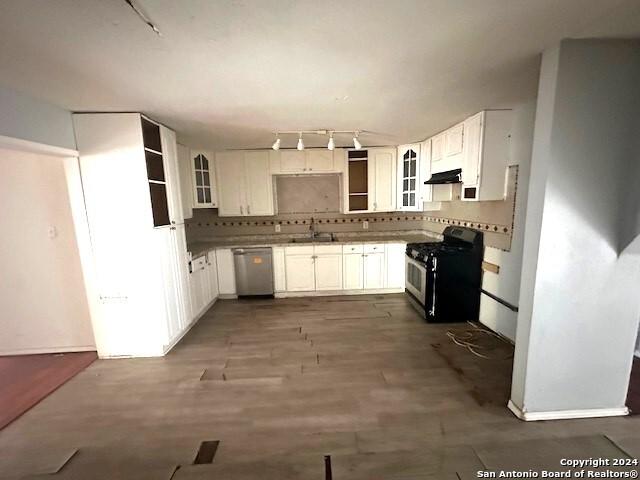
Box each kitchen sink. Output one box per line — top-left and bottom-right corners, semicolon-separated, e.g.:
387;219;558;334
290;234;336;243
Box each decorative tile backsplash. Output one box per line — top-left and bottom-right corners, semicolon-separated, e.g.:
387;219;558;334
186;166;519;251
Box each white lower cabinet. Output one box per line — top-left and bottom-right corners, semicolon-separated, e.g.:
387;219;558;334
385;243;406;288
342;253;364;290
206;250;219;300
216;248;236;295
189;254;209;318
285;246;316;292
314;245;343;290
363;245;385;289
272;247;287;292
189;250;220;320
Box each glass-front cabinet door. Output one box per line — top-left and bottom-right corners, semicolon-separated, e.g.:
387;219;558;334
397;144;421;211
191;150;217;208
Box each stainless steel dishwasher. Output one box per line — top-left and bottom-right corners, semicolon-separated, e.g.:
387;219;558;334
233;247;274;296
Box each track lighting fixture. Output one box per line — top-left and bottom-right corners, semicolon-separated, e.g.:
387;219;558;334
270;130;367;150
353;131;362;150
327;132;335;151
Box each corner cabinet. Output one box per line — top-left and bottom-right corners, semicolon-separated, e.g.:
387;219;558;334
461;110;512;201
73;113;193;358
191;150;218;208
216;151;275;216
397;144;421;211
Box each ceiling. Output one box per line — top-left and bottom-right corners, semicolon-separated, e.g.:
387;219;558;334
0;0;639;150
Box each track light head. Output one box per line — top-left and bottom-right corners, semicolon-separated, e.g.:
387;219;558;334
297;133;304;151
272;135;281;150
327;132;335;151
353;131;362;150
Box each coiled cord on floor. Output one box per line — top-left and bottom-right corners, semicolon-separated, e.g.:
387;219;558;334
446;321;514;360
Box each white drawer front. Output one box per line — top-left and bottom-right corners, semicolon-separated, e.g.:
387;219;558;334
314;244;343;255
363;244;385;254
285;245;314;255
342;244;364;254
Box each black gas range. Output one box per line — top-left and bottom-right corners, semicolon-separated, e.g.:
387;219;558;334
405;226;483;323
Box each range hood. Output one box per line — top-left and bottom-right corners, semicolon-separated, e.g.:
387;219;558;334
424;168;462;185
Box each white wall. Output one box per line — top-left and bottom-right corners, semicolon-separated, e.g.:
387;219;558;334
0;86;76;150
480;100;537;341
0;147;95;354
511;39;640;416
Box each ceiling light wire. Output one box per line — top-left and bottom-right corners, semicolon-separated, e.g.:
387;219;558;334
124;0;162;36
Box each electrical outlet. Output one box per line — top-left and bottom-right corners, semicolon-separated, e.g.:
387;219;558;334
362;221;369;230
275;224;281;233
47;226;58;239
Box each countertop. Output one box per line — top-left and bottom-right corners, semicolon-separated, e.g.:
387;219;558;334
187;230;441;258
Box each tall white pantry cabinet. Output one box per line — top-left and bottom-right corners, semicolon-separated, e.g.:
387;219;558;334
73;113;193;358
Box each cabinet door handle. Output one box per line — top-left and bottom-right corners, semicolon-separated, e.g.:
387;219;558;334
240;206;244;215
247;205;251;215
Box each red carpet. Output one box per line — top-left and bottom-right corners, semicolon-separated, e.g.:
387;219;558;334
0;351;97;430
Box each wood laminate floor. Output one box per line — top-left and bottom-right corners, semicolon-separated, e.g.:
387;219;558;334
0;295;638;479
0;351;97;431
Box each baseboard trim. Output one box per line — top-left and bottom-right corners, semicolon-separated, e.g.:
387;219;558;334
507;400;629;421
218;294;238;300
275;288;404;298
163;297;219;355
0;345;96;356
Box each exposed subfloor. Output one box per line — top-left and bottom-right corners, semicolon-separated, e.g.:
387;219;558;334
0;351;97;431
0;294;638;479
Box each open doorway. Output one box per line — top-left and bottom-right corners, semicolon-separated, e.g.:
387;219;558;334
627;328;640;414
0;144;97;428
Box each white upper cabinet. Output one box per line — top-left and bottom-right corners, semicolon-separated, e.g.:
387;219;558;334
306;150;335;172
343;148;396;213
430;133;445;165
216;152;245;216
430;122;465;174
369;148;397;212
462;112;483;186
191;150;217;209
278;150;305;173
216;151;274;216
397;144;421;211
461;110;512;202
445;123;464;157
244;151;274;216
272;149;337;174
419;139;432;205
159;127;184;225
177;144;194;220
